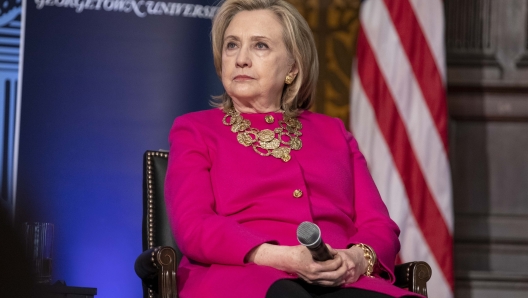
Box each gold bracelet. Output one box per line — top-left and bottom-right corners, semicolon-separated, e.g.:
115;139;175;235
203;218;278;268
353;243;377;277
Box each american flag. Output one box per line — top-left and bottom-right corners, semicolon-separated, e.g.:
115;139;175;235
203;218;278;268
350;0;453;297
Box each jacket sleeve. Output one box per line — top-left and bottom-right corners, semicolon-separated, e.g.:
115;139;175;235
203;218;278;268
164;115;276;266
337;118;401;282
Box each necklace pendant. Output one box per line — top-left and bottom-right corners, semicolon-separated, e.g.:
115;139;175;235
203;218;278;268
290;137;302;150
260;138;280;150
223;108;301;162
257;129;275;142
271;147;291;162
231;119;250;132
237;132;254;147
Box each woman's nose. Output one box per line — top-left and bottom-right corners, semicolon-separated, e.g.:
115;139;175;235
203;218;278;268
235;47;251;68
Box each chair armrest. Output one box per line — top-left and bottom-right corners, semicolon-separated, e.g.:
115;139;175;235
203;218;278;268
394;261;432;297
135;246;178;298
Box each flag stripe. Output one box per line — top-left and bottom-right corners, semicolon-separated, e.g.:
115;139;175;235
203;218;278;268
351;1;454;295
383;0;449;151
360;0;453;232
355;27;454;288
408;0;446;82
350;74;451;297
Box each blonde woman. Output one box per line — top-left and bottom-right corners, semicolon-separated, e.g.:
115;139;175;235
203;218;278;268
165;0;420;297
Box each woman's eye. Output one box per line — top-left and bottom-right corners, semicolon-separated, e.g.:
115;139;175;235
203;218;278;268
256;42;268;49
226;42;237;49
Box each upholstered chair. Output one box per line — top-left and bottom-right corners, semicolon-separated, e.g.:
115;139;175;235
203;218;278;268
135;150;432;298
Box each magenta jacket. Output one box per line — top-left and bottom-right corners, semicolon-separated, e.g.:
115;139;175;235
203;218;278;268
165;108;421;297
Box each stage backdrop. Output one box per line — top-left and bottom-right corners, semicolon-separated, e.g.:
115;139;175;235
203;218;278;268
16;0;222;296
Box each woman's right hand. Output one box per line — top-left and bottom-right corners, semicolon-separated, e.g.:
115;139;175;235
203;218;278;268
288;244;348;286
247;243;348;287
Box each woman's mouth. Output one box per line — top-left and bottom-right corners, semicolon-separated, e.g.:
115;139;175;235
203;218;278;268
234;75;253;81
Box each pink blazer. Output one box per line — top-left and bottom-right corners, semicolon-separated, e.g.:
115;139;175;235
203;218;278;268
165;108;421;297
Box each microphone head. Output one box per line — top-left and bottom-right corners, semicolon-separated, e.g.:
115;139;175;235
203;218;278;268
297;221;321;248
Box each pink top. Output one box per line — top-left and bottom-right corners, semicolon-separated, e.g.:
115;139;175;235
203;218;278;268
165;108;422;297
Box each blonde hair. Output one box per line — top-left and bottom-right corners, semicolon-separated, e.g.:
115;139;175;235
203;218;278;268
211;0;318;117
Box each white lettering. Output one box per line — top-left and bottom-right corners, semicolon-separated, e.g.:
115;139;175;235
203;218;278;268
84;0;95;10
93;0;104;9
34;0;218;19
170;3;185;16
155;2;169;15
54;0;66;7
102;0;114;10
182;4;193;17
121;1;133;13
144;1;154;14
115;0;127;11
35;0;45;9
73;0;84;12
192;4;203;18
206;6;217;18
132;0;146;17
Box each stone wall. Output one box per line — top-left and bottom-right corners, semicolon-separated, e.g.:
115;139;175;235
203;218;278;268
446;0;528;296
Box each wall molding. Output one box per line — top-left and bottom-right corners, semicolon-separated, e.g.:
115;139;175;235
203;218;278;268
448;87;528;121
455;213;528;243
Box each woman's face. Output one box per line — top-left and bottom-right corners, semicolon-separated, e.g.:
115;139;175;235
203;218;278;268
221;9;297;108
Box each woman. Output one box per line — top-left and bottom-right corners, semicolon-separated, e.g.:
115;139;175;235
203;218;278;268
165;0;422;297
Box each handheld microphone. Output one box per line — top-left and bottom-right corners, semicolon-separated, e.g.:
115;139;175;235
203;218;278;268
296;221;333;262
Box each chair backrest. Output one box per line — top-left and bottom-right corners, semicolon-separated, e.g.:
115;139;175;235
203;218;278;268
142;150;182;262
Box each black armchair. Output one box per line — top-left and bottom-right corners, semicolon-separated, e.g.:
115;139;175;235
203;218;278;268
135;150;432;298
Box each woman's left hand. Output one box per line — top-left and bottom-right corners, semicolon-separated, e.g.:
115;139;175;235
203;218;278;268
335;246;368;284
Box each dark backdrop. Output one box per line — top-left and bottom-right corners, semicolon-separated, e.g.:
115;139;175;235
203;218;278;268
16;1;222;296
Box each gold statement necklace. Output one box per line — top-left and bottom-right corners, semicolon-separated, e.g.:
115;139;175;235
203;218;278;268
222;107;303;162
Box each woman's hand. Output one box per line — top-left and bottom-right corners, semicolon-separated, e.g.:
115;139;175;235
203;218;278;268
288;244;349;286
335;246;368;284
246;243;348;287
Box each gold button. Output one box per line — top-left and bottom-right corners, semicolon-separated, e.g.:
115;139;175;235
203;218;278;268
293;189;303;198
265;115;275;124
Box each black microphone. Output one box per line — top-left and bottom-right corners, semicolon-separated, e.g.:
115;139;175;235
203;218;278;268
296;221;333;262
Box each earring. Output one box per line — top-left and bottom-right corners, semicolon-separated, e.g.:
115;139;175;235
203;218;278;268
285;74;295;85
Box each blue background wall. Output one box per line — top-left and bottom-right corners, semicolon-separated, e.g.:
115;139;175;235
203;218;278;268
16;1;222;296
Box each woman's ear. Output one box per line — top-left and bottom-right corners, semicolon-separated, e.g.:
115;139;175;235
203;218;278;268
288;61;299;77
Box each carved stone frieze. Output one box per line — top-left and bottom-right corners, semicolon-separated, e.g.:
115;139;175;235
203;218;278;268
446;0;528;85
446;0;497;66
